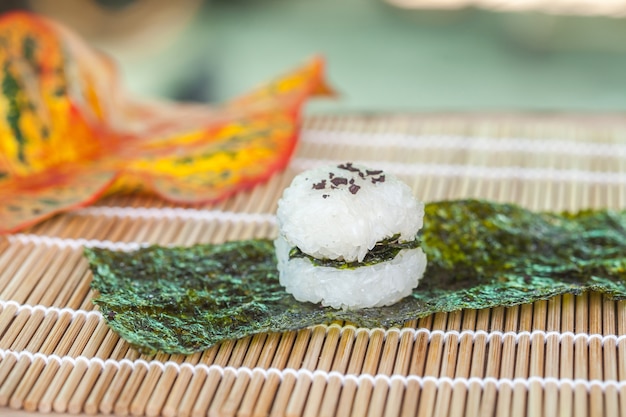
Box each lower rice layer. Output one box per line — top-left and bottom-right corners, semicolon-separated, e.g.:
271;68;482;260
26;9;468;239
274;236;427;310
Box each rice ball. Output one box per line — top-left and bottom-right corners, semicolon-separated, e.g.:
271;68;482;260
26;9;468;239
275;162;427;309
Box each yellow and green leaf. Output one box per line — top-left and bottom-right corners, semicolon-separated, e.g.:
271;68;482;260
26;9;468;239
0;11;333;233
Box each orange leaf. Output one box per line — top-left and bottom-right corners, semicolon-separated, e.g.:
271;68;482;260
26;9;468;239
120;110;299;203
227;55;336;111
0;166;117;233
0;11;334;233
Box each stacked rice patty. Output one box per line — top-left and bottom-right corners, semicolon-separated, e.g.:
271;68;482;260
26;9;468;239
275;162;427;310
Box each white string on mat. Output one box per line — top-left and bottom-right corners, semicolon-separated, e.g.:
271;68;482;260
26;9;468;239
328;325;626;347
1;299;623;348
0;299;102;319
1;302;624;363
6;209;277;250
76;206;277;224
292;158;626;184
0;348;624;393
5;231;280;252
6;234;146;252
301;131;626;158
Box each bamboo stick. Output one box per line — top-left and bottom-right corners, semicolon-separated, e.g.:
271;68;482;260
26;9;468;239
176;364;209;417
52;318;111;413
69;329;121;413
586;293;604;417
508;304;532;417
214;334;268;417
301;326;341;417
201;337;252;416
331;326;356;374
0;244;26;295
21;310;90;412
251;331;298;417
334;330;372;416
391;329;414;377
602;299;620;417
0;309;45;406
212;333;280;417
282;326;329;417
313;372;340;417
86;339;137;414
343;330;387;417
0;245;56;302
572;293;589;417
159;361;197;417
189;366;223;417
351;376;374;417
527;300;547;417
8;309;70;408
41;313;101;413
330;376;355;417
447;311;476;417
267;329;314;417
111;356;154;416
430;311;462;417
315;327;357;417
131;361;169;416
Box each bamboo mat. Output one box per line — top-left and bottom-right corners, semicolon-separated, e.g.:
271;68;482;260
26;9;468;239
1;113;626;417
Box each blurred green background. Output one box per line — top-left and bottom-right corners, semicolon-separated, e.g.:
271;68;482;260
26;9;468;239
10;0;626;112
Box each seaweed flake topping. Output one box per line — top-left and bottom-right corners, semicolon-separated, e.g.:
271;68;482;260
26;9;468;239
330;177;348;187
312;180;326;190
315;163;385;196
337;162;361;173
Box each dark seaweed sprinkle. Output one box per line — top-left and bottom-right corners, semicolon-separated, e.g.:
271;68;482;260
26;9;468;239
371;175;385;184
329;172;334;179
322;194;329;199
366;169;383;176
349;184;361;194
337;162;360;173
330;177;348;186
312;180;326;190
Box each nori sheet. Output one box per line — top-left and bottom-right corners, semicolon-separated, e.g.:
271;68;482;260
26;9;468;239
86;199;626;354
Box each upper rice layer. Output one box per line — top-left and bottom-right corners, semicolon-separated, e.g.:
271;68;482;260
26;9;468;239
277;162;424;262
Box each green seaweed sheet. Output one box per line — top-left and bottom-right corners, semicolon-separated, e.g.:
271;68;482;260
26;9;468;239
86;199;626;354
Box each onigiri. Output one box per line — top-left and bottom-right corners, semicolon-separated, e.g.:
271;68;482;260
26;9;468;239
275;162;427;310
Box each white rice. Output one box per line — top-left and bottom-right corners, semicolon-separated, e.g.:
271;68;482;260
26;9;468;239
275;235;427;309
277;163;423;263
275;162;427;310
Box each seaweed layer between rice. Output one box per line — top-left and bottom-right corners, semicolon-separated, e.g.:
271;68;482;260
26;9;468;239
287;234;421;269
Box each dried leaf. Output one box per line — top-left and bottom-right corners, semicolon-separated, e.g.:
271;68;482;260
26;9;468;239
119;110;300;202
0;12;332;233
